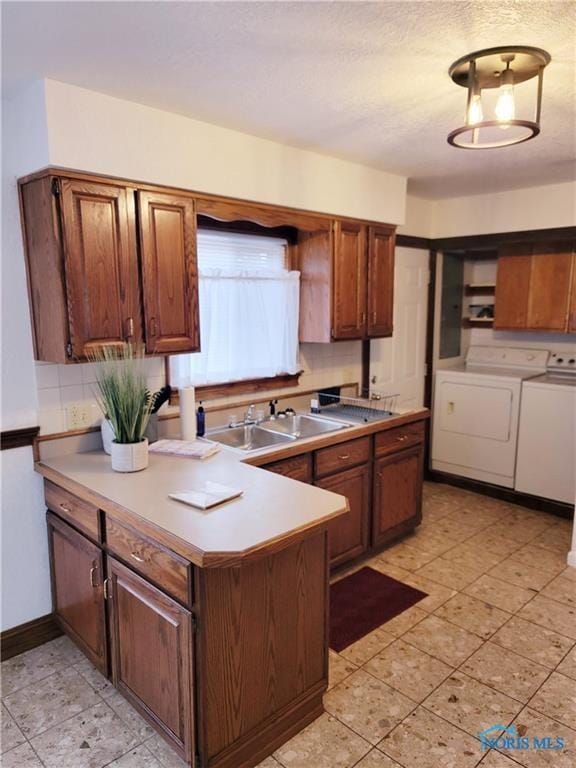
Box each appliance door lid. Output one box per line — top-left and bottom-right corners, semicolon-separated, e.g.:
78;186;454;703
438;380;512;441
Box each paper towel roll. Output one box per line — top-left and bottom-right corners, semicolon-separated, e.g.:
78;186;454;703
180;386;197;441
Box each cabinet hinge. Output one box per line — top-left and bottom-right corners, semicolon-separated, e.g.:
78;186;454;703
51;177;61;196
192;613;200;633
65;342;73;358
194;751;205;768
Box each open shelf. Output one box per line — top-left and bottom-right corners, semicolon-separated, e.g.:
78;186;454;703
465;283;496;294
464;316;494;328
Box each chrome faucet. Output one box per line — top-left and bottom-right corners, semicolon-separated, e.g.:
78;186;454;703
229;404;257;428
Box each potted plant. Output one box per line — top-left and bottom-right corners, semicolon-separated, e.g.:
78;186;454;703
90;344;153;472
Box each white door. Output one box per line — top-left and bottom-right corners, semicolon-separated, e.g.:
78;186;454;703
370;246;429;411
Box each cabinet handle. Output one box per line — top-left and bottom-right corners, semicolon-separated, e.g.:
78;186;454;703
131;552;145;563
103;578;112;600
360;312;366;326
396;435;408;442
89;565;98;588
338;453;350;460
59;503;72;513
149;317;158;337
125;317;134;340
372;311;377;325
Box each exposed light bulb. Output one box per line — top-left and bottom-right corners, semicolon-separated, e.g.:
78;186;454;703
495;68;515;127
467;91;484;125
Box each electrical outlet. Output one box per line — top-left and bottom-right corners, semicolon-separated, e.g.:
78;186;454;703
65;403;91;430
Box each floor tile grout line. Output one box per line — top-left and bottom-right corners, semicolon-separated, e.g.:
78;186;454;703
13;697;114;745
99;738;155;768
376;703;486;765
485;612;575;671
0;663;70;700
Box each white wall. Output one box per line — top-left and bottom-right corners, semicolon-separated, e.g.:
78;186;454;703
1;79;406;631
402;183;576;241
397;195;433;239
431;182;576;239
1;81;52;630
44;80;407;225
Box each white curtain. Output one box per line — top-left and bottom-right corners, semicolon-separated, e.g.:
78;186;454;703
171;267;300;386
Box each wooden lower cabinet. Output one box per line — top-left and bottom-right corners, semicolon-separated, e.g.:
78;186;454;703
316;464;370;567
372;444;424;547
107;557;194;763
46;499;329;768
47;512;107;673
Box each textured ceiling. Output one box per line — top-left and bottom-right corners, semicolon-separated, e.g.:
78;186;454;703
2;1;575;198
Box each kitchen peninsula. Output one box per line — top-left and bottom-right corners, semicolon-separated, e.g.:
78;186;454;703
35;407;429;768
36;449;348;768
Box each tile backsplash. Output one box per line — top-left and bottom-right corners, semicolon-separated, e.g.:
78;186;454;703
35;358;166;435
35;341;363;437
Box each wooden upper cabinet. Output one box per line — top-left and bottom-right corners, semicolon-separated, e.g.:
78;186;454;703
367;227;395;337
299;218;396;342
59;179;142;358
138;191;200;354
527;243;573;331
494;244;531;330
332;221;368;339
569;254;576;333
495;241;576;333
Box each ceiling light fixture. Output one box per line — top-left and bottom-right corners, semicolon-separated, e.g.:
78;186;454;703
447;45;551;149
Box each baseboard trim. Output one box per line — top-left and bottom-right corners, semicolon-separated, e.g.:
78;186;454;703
1;614;62;660
426;469;574;519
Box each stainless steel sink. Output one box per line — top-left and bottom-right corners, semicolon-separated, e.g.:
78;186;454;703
259;414;348;439
207;425;296;451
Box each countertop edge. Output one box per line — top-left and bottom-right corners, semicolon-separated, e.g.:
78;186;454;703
244;408;430;466
35;461;349;568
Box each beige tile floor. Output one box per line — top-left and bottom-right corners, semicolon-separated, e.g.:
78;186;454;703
1;483;575;768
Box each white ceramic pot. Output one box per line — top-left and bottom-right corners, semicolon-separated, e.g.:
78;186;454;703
110;439;149;473
101;419;115;455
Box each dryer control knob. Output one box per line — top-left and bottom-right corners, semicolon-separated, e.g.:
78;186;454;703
557;358;565;364
569;359;575;365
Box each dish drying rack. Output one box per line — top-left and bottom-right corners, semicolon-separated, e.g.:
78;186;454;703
315;390;399;423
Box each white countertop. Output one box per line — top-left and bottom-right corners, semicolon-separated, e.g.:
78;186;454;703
37;448;348;567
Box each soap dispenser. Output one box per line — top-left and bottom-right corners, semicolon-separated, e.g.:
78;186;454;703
196;401;205;437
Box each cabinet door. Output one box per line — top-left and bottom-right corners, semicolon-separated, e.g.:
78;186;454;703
332;221;367;339
494;244;532;330
367;227;395;337
569;254;576;333
372;444;423;548
107;557;194;762
138;191;199;354
59;178;142;358
47;512;107;673
316;464;370;568
527;243;573;331
265;453;313;483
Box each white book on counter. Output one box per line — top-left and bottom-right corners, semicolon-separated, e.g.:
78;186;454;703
149;439;220;459
169;482;243;510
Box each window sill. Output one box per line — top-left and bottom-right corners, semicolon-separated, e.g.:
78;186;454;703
169;372;302;404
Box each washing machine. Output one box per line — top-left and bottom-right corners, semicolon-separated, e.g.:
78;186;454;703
431;346;548;488
516;353;576;504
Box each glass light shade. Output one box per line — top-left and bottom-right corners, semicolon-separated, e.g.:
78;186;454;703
467;92;484;125
495;71;515;125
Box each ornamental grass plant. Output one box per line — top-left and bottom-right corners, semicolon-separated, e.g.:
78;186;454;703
89;343;153;444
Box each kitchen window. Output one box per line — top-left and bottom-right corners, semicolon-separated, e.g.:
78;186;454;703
170;229;300;388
